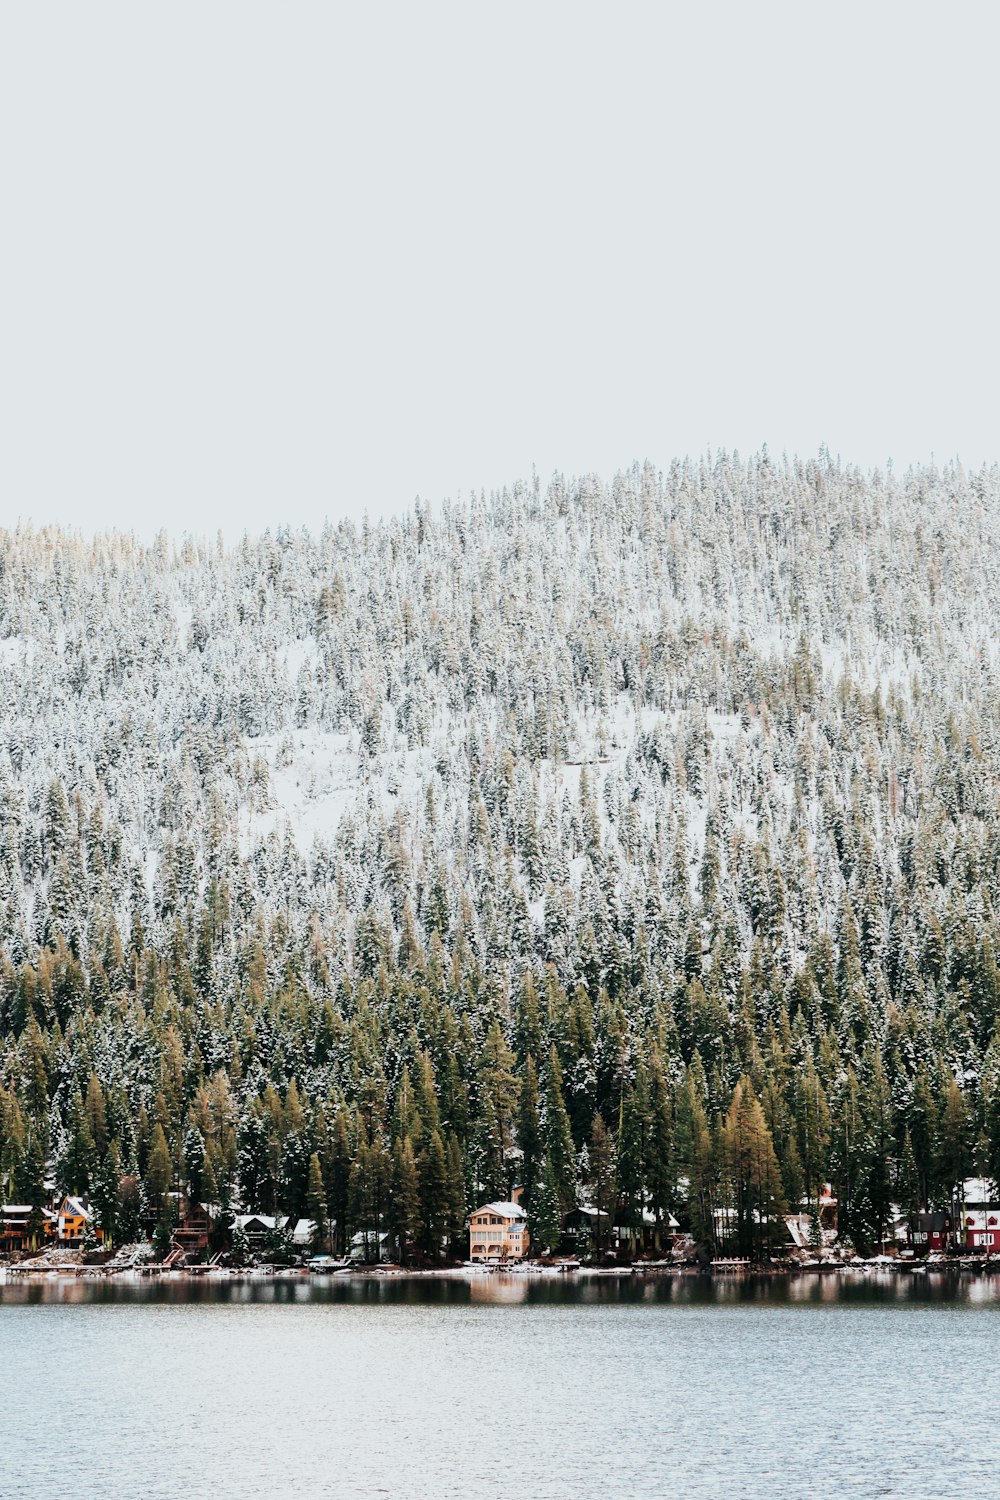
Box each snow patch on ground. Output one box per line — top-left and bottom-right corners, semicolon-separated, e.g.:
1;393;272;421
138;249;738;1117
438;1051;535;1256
0;636;33;671
240;730;438;853
285;641;319;681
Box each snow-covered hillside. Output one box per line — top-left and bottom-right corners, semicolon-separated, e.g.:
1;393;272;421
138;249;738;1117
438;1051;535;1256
4;452;1000;1256
2;451;1000;1005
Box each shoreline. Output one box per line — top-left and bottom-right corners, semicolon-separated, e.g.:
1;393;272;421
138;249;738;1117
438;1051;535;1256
4;1257;1000;1284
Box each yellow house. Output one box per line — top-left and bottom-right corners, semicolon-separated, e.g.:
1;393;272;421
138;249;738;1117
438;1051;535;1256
56;1195;100;1245
469;1196;528;1262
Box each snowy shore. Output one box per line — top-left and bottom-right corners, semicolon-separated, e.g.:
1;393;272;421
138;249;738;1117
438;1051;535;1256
4;1258;1000;1284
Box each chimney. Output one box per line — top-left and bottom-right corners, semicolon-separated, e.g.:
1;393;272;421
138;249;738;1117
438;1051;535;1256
511;1185;524;1205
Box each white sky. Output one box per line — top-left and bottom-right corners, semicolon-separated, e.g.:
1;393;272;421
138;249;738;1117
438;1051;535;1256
1;2;998;540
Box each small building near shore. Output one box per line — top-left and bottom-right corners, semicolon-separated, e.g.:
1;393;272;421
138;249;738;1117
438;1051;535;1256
617;1206;681;1258
960;1178;1000;1251
911;1210;951;1253
56;1195;99;1246
173;1203;212;1257
908;1181;1000;1254
469;1194;528;1262
1;1203;56;1253
291;1218;318;1249
234;1213;289;1254
348;1229;391;1263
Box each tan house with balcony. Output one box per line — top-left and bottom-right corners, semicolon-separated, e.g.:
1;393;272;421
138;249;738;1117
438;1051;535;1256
469;1194;528;1262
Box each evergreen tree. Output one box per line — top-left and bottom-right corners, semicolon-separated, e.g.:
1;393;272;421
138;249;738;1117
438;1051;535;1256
145;1123;173;1211
306;1151;329;1251
531;1156;563;1256
475;1021;518;1201
543;1044;577;1212
517;1055;542;1209
590;1113;617;1258
419;1130;449;1261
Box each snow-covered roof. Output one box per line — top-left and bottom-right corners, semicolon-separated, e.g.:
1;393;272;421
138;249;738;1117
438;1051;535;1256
476;1201;527;1221
235;1213;288;1231
291;1218;317;1244
962;1177;999;1204
785;1214;811;1248
639;1207;680;1229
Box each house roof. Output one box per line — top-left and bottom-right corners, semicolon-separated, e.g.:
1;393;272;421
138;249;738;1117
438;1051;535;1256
475;1201;527;1221
1;1205;56;1225
235;1213;288;1231
785;1214;812;1248
962;1177;999;1205
639;1207;681;1229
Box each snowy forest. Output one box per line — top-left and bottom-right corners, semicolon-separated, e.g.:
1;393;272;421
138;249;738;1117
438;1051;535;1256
3;449;1000;1260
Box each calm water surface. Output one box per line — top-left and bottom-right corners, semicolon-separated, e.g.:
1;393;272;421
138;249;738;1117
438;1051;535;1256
2;1270;998;1499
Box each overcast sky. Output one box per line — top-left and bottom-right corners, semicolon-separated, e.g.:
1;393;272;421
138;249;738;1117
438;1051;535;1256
2;2;998;539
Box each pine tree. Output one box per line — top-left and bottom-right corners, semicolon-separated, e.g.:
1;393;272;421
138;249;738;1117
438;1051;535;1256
590;1113;617;1258
183;1125;207;1205
531;1156;562;1256
419;1130;449;1261
645;1041;675;1227
675;1067;716;1256
146;1123;172;1210
723;1077;786;1261
543;1044;577;1212
475;1021;518;1201
897;1130;921;1227
517;1055;542;1208
326;1107;353;1254
445;1132;466;1254
937;1076;972;1237
306;1151;329;1251
84;1073;109;1159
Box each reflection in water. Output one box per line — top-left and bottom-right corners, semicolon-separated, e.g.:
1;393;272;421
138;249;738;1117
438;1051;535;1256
468;1274;530;1304
4;1265;1000;1308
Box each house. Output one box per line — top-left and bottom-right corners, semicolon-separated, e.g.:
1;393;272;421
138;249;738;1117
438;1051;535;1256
960;1178;1000;1251
348;1230;391;1263
233;1213;289;1254
562;1204;678;1258
56;1195;100;1245
172;1203;212;1257
291;1218;318;1249
911;1210;951;1253
817;1184;839;1237
907;1181;1000;1254
469;1193;528;1262
784;1213;818;1251
617;1206;682;1258
562;1204;610;1254
1;1204;56;1254
785;1191;839;1252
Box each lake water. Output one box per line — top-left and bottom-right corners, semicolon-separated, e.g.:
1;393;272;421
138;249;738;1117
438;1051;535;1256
2;1270;999;1499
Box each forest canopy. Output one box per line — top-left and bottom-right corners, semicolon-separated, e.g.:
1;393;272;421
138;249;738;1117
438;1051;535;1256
2;451;1000;1257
